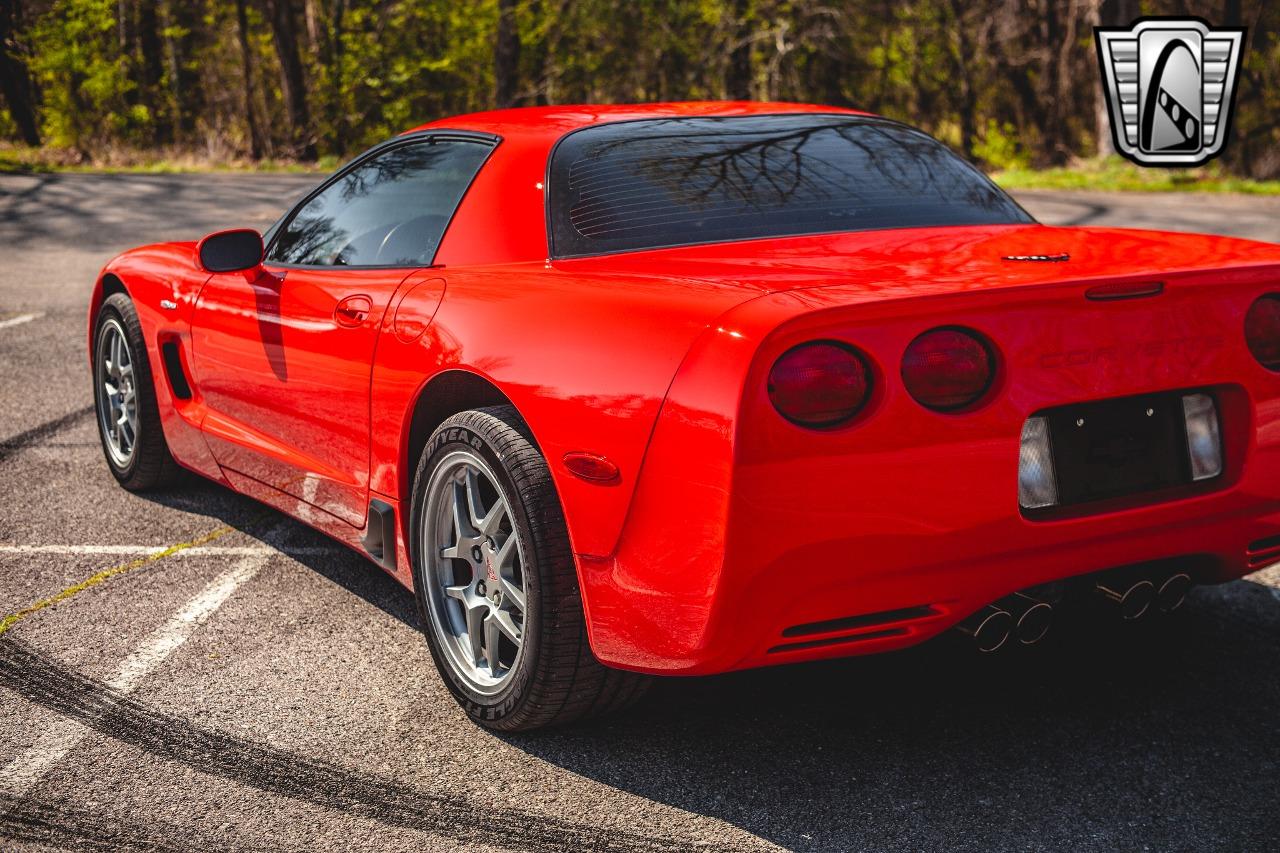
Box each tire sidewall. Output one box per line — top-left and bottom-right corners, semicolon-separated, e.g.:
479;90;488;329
410;417;544;725
93;300;142;483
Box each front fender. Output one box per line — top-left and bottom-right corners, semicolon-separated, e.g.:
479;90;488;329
89;242;220;480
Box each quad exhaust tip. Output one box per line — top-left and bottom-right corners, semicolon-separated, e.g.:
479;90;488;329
1155;572;1192;613
1096;578;1156;620
957;605;1013;653
1007;592;1054;645
1097;571;1193;620
960;570;1191;650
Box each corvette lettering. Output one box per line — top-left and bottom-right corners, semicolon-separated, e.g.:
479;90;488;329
1040;335;1224;369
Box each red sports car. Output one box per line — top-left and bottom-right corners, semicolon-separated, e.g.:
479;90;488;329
89;102;1280;730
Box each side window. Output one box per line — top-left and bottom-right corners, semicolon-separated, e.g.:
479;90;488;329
268;138;490;267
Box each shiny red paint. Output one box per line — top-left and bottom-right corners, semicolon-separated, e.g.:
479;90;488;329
89;102;1280;676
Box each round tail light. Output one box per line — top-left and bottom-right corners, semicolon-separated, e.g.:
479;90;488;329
901;328;995;411
1245;295;1280;371
768;342;871;428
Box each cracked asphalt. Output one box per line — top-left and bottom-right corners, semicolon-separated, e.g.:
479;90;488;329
1;173;1278;852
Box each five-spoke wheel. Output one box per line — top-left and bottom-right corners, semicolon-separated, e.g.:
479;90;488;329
91;292;179;490
423;450;528;693
410;405;648;730
96;317;139;469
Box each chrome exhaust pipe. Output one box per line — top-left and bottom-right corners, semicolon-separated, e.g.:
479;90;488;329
957;605;1013;653
1155;572;1192;613
1096;578;1156;620
1005;592;1054;645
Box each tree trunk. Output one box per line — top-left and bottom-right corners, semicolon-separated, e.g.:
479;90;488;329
234;0;265;159
329;0;347;152
1219;0;1257;176
138;0;170;144
1222;0;1242;27
170;0;207;141
947;0;978;160
0;0;41;146
158;2;185;140
263;0;316;160
1094;0;1140;157
989;12;1041;136
494;0;521;108
1036;2;1074;167
726;0;753;100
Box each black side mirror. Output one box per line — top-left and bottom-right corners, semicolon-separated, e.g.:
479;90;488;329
198;229;264;273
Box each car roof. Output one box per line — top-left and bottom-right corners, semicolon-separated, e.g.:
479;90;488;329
421;102;877;268
406;101;872;142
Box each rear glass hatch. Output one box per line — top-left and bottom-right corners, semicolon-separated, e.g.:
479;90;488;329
547;114;1033;258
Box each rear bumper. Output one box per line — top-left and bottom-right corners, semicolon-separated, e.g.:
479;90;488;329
575;268;1280;676
582;455;1280;676
714;477;1280;671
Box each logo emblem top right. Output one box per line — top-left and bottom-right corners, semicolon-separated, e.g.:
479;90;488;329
1095;18;1246;167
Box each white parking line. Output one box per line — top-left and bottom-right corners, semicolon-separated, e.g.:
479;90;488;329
0;553;269;798
0;544;338;557
0;313;42;331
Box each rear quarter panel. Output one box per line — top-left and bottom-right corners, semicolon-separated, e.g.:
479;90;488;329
368;262;759;559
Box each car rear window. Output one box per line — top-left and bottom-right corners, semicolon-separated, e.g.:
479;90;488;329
547;114;1033;258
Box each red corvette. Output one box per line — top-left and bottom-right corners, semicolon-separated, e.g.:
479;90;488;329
89;102;1280;729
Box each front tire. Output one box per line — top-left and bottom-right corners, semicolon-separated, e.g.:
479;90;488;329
410;405;647;730
92;292;180;491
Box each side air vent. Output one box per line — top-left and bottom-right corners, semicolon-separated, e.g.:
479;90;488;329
362;499;398;571
1246;534;1280;570
768;604;942;655
160;340;193;400
781;604;940;639
768;627;908;655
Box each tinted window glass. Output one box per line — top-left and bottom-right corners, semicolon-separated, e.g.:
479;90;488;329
548;115;1032;257
269;139;490;266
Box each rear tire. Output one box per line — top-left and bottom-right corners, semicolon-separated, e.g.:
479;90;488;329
410;405;648;731
92;292;181;491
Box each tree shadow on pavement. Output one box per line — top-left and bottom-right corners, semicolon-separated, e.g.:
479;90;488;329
138;478;420;631
0;637;723;853
133;477;1280;852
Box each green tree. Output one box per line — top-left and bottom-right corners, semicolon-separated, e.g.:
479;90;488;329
2;0;1276;179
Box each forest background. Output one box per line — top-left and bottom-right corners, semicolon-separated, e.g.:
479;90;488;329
0;0;1276;191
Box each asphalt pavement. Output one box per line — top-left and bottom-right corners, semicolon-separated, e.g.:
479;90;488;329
1;173;1278;852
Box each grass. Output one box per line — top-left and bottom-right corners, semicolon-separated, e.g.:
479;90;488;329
991;157;1280;194
0;143;337;174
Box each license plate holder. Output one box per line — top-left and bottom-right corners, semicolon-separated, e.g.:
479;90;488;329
1048;394;1191;506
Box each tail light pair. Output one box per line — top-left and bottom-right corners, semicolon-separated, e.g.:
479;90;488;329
768;328;994;428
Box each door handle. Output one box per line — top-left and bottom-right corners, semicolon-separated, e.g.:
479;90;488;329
334;294;373;327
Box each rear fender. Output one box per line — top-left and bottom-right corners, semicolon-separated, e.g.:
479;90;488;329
369;263;760;562
574;291;812;670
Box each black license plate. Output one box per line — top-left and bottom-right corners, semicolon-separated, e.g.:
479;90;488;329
1048;394;1190;506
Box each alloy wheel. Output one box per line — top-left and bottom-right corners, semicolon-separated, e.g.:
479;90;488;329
96;318;139;470
422;450;528;695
